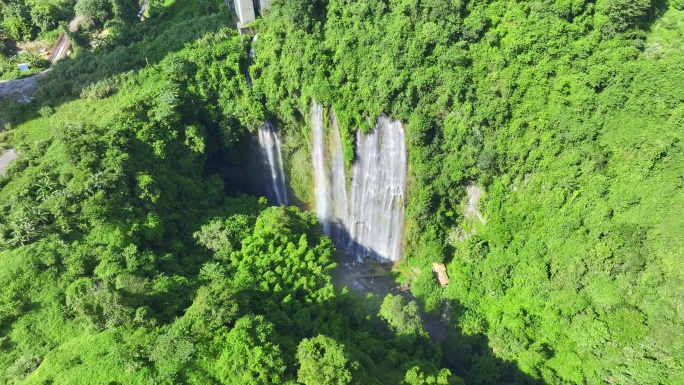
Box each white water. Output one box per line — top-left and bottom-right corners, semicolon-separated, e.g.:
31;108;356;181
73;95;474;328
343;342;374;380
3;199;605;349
257;121;289;206
311;103;407;261
246;35;258;86
311;103;332;231
328;111;351;243
248;35;287;206
348;117;407;261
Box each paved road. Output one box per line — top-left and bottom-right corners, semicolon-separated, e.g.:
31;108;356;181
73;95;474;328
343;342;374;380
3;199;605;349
0;149;18;176
0;71;47;101
69;15;83;32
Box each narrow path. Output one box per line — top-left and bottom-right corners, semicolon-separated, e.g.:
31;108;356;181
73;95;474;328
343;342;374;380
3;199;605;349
0;71;47;101
465;184;485;224
69;15;83;32
0;149;18;176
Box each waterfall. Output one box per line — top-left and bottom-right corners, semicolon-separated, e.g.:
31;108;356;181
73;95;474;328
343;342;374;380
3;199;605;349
246;35;258;86
328;110;351;245
247;35;288;206
348;117;407;261
311;103;407;261
257;121;289;206
311;103;332;232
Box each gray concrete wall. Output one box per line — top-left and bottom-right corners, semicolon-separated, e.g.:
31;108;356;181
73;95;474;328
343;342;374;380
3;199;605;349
235;0;255;24
257;0;270;12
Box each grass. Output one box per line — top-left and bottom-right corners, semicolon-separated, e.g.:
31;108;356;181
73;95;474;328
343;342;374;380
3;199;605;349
24;331;152;385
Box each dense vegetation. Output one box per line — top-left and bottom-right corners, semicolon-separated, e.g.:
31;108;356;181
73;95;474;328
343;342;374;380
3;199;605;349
0;0;67;77
1;0;684;383
254;0;684;383
0;0;141;78
0;0;465;384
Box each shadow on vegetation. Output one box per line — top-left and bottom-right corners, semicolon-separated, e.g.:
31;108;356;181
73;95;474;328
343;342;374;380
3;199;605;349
209;127;292;206
328;220;545;384
205;134;254;197
441;298;545;385
645;0;672;30
332;259;544;383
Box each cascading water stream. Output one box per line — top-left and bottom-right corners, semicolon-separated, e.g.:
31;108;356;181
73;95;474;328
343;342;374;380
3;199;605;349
311;103;332;232
249;35;288;206
328;110;351;244
348;117;407;261
246;35;258;86
311;103;407;261
257;121;289;206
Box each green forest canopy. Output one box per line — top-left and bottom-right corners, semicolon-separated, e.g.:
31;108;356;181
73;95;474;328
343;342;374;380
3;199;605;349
0;0;682;384
255;0;684;383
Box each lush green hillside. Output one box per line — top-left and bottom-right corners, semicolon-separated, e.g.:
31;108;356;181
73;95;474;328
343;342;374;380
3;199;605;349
1;0;683;384
254;0;684;384
0;0;466;384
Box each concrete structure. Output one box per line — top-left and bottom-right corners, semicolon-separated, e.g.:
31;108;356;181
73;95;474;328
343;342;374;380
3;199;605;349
257;0;270;12
235;0;256;24
234;0;269;25
0;149;18;176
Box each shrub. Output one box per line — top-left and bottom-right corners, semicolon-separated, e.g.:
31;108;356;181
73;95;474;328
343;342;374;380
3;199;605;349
80;78;118;100
5;355;41;384
38;106;54;118
75;0;114;27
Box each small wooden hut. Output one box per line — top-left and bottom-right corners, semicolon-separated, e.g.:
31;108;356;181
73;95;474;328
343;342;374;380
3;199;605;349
432;263;449;288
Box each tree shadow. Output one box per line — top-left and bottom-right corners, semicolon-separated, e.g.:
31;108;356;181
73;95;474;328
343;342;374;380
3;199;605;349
204;133;255;197
439;298;545;385
322;220;545;384
643;0;672;33
325;218;399;262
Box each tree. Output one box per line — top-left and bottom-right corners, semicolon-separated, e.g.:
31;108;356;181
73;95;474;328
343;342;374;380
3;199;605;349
29;3;60;33
2;2;33;40
216;316;286;384
149;328;196;380
403;366;462;385
600;0;652;32
75;0;114;26
180;279;239;337
379;294;425;336
193;215;251;256
65;277;133;329
296;335;355;385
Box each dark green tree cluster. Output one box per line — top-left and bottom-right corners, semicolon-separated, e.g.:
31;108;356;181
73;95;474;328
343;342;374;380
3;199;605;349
0;0;72;41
